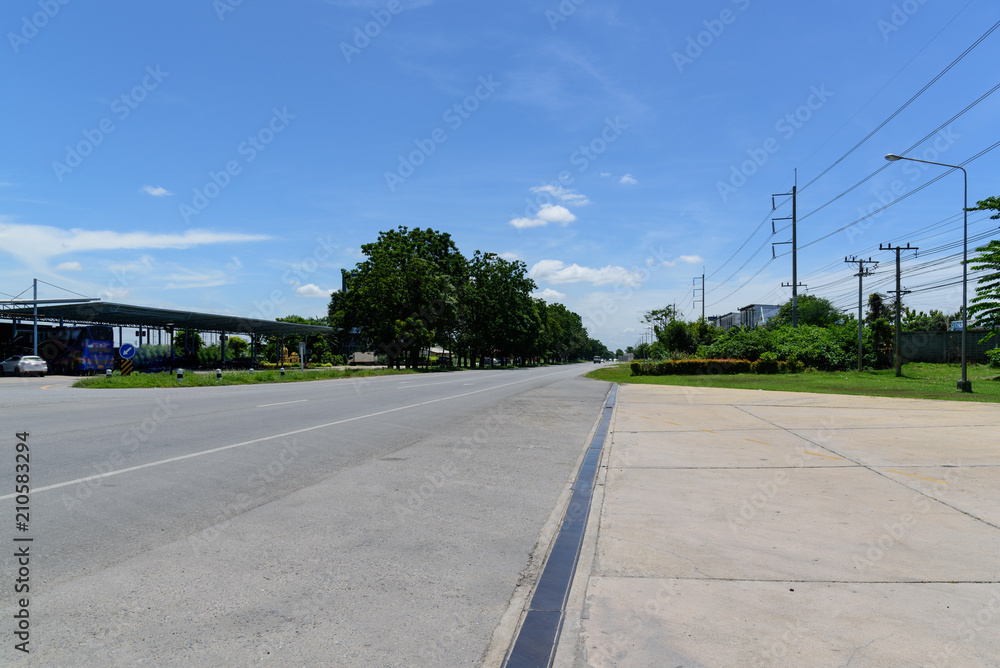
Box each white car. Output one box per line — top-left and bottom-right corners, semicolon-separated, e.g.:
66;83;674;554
1;355;48;377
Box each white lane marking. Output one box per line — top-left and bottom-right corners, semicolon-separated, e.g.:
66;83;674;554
257;399;309;408
396;375;487;389
3;368;572;499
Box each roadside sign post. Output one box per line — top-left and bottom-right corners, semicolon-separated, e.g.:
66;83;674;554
118;344;136;376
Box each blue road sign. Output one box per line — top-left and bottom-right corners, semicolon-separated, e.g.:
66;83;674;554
119;343;136;359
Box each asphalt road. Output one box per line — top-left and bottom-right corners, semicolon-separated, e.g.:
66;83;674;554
0;365;611;666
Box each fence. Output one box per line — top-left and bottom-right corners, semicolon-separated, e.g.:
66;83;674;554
900;330;999;364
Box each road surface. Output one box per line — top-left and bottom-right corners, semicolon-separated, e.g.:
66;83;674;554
0;365;610;666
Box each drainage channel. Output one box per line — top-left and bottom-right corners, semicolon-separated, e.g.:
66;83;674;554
502;383;617;668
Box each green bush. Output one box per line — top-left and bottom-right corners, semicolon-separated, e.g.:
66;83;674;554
630;359;753;376
987;348;1000;369
753;352;780;374
699;323;869;371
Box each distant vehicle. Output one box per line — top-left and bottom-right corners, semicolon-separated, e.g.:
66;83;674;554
1;355;47;377
594;356;602;364
349;352;378;366
38;326;114;375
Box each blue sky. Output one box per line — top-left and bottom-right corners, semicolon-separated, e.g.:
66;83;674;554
1;0;998;351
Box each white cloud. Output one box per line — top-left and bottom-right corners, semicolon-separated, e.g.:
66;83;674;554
529;259;643;287
0;224;270;267
529;185;590;206
599;172;611;178
533;288;567;301
660;254;703;267
619;173;638;185
509;204;577;229
54;261;83;271
296;284;337;298
140;185;173;197
500;252;522;261
164;269;228;290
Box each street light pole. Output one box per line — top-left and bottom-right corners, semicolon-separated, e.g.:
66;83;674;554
885;154;971;392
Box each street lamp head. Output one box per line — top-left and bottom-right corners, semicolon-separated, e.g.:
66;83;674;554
885;153;903;161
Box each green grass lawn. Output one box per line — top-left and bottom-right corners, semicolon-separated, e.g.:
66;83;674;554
73;367;415;389
587;362;1000;403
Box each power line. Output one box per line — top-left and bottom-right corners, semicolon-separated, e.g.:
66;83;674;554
801;139;1000;250
794;0;979;178
799;17;1000;193
798;80;1000;224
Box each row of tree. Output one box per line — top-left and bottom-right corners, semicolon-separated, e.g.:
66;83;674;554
327;226;610;368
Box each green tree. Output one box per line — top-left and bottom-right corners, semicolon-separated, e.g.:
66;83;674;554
172;329;203;357
902;308;947;332
225;336;249;358
331;227;465;369
463;251;539;366
659;319;696;354
769;295;841;328
967;197;1000;344
866;293;892;323
643;306;678;334
967;239;1000;342
544;302;588;362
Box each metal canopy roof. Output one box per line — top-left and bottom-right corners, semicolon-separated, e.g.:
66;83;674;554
1;302;331;337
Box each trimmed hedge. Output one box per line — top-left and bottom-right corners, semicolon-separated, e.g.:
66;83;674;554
630;357;803;376
630;359;751;376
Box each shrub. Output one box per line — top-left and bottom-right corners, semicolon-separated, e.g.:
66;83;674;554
987;348;1000;369
753;352;780;374
630;359;753;376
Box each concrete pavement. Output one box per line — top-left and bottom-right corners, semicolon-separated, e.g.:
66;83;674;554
554;384;1000;667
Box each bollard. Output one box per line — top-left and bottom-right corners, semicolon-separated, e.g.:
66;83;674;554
106;369;112;378
280;367;285;377
177;368;184;382
216;368;222;381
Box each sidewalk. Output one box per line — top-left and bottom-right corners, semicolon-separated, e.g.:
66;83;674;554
555;384;1000;666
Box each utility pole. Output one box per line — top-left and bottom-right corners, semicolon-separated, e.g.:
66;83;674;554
782;280;807;298
880;243;918;377
772;172;798;326
693;271;705;322
33;278;39;357
845;257;877;372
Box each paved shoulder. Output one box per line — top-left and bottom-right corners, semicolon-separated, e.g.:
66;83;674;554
559;384;1000;667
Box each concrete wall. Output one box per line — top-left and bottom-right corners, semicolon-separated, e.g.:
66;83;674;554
900;330;999;364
